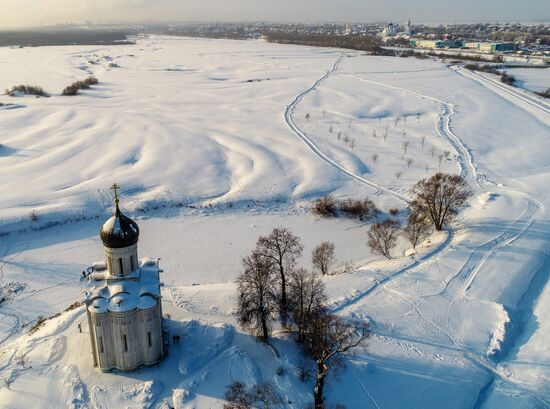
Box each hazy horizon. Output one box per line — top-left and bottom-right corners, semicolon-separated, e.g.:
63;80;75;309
1;0;549;29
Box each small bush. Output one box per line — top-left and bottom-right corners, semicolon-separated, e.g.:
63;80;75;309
84;76;98;86
7;84;49;97
29;209;39;222
62;76;99;96
29;316;46;334
312;195;337;217
501;72;516;86
389;208;399;216
62;84;80;96
339;198;377;220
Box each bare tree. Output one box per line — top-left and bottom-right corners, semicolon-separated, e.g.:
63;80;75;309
430;145;436;157
372;129;377;138
303;312;370;409
402;141;410;157
367;219;401;259
403;114;408;126
342;133;350;145
322;110;326;118
288;268;326;342
256;227;304;326
311;242;336;276
337;132;341;140
444;150;451;159
409;173;472;231
406;157;414;168
394;117;399;128
416;112;421;123
402;129;407;138
236;251;278;342
329;125;333;133
371;153;379;164
403;212;432;250
395;171;402;180
348;119;352;129
421;135;426;148
350;138;356;150
305;113;311;122
438;154;444;167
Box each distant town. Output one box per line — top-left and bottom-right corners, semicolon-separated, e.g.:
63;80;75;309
1;21;548;64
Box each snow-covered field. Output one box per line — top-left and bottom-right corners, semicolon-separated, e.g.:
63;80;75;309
0;36;549;408
508;67;550;93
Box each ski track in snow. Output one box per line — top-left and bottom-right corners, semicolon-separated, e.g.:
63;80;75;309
283;53;549;407
283;53;411;203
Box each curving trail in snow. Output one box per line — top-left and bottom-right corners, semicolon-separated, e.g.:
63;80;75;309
283;54;411;203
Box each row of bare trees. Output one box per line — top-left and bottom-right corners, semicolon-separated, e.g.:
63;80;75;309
235;227;369;408
367;173;471;258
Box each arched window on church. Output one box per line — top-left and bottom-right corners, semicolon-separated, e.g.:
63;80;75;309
123;335;128;352
147;331;152;348
119;258;124;275
99;336;104;353
130;255;136;271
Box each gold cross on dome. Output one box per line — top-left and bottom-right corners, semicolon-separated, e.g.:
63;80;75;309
111;183;120;207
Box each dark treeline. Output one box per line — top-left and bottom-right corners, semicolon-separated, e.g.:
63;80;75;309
263;32;393;55
0;30;133;47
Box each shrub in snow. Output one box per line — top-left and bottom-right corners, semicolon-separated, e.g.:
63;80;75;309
29;209;40;222
6;84;49;97
62;76;99;96
388;207;399;216
339;198;377;221
311;195;337;218
224;381;282;409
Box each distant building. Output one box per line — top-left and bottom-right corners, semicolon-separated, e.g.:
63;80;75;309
463;42;516;53
405;18;412;36
381;23;397;38
410;39;462;49
85;184;165;372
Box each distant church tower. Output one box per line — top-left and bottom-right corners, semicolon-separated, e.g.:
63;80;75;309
85;184;165;371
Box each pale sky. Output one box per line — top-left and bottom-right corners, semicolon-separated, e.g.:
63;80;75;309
0;0;549;28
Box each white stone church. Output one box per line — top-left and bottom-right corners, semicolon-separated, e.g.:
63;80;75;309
84;185;165;371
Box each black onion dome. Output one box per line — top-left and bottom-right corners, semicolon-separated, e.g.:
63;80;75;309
100;205;139;248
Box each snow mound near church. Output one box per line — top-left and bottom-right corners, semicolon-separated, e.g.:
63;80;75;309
179;320;235;375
